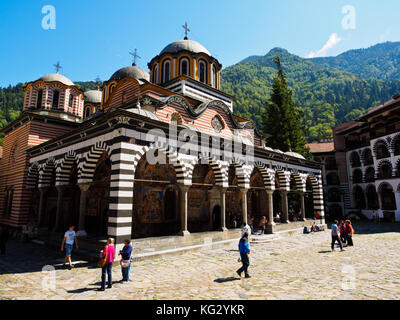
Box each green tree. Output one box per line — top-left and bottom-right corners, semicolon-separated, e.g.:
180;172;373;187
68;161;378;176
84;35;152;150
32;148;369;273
261;56;310;157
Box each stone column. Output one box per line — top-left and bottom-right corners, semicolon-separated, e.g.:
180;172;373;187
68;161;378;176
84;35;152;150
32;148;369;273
220;188;228;232
241;188;248;225
280;190;289;223
77;184;90;237
300;192;306;221
38;187;48;227
266;190;275;234
179;185;190;236
53;186;65;232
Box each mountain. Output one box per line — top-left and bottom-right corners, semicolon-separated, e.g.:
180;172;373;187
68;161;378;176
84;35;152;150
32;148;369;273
309;42;400;81
221;46;400;141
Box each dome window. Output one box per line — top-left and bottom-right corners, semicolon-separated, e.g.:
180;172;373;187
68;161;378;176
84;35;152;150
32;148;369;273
36;89;43;109
212;65;217;88
109;84;116;96
84;106;91;119
153;65;159;84
162;60;171;83
68;94;74;109
180;58;189;76
52;90;59;109
199;60;207;84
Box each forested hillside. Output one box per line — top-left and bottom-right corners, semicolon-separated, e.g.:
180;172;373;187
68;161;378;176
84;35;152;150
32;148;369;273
221;47;400;141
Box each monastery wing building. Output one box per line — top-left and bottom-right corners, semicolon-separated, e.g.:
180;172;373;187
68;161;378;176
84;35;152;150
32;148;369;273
0;35;324;253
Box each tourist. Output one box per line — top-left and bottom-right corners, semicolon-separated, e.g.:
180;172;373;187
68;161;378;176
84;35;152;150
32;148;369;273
346;220;354;247
0;225;9;256
119;239;133;282
241;222;251;237
259;216;267;234
275;212;281;223
236;232;251;279
100;238;115;291
331;220;344;252
60;225;79;269
339;220;347;245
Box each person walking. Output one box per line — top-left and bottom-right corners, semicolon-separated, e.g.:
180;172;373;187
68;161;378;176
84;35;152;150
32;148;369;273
346;220;354;247
339;220;347;245
331;220;344;252
236;232;251;279
0;225;9;256
100;238;115;291
119;239;132;282
61;225;79;269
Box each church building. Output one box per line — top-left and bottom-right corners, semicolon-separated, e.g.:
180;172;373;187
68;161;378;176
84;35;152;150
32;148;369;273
0;31;325;253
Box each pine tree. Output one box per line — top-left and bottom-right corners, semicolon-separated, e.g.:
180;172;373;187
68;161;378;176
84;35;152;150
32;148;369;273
261;55;311;158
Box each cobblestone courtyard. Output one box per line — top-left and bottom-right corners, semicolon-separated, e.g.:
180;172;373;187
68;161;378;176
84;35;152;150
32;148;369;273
1;223;400;300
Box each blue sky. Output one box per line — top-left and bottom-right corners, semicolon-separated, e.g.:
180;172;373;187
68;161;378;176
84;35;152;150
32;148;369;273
0;0;399;87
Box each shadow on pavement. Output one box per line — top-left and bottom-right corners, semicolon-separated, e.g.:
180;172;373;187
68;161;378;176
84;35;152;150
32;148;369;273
214;277;240;283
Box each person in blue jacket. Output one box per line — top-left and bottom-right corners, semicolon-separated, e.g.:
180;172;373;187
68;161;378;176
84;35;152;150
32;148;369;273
237;232;251;278
118;239;133;282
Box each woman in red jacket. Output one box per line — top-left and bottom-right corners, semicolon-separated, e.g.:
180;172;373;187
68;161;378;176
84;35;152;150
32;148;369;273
345;220;354;247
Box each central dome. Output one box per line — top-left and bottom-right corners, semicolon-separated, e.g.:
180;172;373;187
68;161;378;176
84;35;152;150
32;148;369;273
109;64;150;82
160;39;211;56
39;73;74;86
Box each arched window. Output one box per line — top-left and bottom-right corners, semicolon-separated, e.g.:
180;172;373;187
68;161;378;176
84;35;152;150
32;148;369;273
212;65;217;88
162;60;171;83
365;167;375;183
393;137;400;156
180;58;189;76
353;186;366;210
52;90;59;109
199;60;207;83
350;152;361;167
4;186;14;217
36;89;43;109
375;142;390;159
363;149;373;165
84;107;91;119
153;65;159;84
378;161;392;179
109;84;115;97
68;94;74;109
379;183;396;210
366;186;379;210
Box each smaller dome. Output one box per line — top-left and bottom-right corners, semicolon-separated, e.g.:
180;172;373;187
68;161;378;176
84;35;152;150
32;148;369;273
84;90;102;104
285;151;306;159
39;73;74;86
160;39;211;56
110;64;150;82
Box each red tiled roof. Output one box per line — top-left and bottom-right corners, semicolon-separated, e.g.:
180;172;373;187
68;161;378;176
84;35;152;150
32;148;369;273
306;142;334;154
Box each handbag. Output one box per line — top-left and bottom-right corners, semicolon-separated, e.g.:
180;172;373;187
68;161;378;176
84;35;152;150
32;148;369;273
98;246;108;268
120;247;132;268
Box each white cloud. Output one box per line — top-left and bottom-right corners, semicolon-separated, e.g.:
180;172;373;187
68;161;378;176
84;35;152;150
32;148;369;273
307;33;342;58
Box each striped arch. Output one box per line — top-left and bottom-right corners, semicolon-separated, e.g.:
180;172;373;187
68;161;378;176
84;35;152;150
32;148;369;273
289;170;306;192
189;156;226;187
79;141;111;183
38;157;57;188
373;139;390;156
226;159;249;188
391;133;400;154
377;159;392;172
253;162;275;191
56;151;79;186
275;167;290;191
132;143;189;185
307;174;324;216
26;163;40;189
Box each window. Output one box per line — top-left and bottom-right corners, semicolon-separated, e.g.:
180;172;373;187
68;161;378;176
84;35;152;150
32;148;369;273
36;89;43;109
212;65;217;88
3;187;14;217
180;58;189;76
162;60;171;83
68;94;74;109
11;145;18;163
211;115;224;133
52;90;59;109
153;65;159;84
109;84;116;96
199;60;207;83
84;107;91;119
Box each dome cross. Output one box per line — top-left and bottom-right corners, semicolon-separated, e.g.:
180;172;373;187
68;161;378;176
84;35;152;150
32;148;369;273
182;22;190;40
53;61;62;74
129;48;141;66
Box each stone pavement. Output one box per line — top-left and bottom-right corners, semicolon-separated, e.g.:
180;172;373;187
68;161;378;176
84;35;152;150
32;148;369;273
1;222;400;300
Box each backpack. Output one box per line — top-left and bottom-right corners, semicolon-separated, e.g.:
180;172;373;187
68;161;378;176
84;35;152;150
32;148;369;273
303;226;310;234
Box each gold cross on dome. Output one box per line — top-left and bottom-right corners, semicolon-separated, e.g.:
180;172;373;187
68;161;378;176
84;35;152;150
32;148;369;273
129;48;141;65
54;61;62;73
182;22;190;39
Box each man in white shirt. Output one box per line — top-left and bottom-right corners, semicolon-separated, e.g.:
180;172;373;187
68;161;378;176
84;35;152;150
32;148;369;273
61;225;79;269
